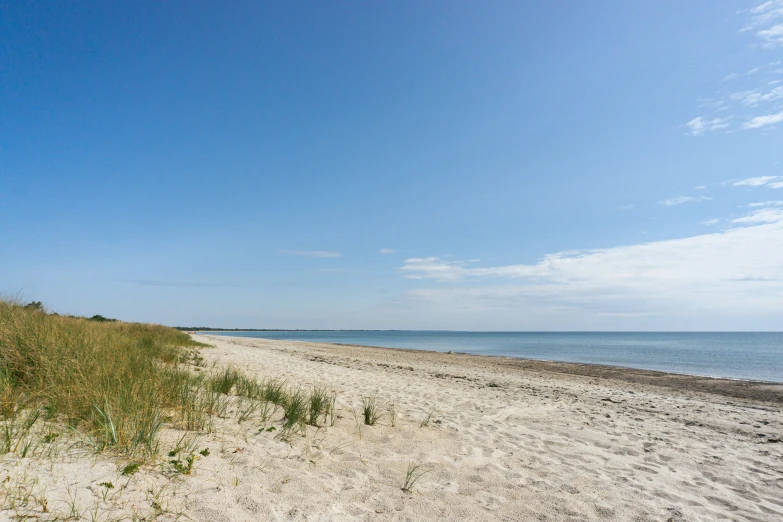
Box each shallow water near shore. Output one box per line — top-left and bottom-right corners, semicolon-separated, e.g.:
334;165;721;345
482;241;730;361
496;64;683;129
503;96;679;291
205;331;783;383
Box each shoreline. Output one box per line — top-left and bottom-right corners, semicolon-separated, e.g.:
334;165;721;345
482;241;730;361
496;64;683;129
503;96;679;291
187;333;783;520
209;334;783;404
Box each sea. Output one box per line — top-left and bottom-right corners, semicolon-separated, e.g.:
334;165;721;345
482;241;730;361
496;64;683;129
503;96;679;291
205;331;783;383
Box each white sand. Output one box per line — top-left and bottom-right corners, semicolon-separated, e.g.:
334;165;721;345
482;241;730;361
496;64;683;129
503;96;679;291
2;334;782;521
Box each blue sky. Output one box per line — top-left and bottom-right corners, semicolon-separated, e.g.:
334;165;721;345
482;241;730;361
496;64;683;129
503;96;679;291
2;1;782;330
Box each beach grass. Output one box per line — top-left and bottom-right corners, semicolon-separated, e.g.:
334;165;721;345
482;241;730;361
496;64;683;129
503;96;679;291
401;462;431;493
0;299;209;458
0;298;434;461
361;396;382;426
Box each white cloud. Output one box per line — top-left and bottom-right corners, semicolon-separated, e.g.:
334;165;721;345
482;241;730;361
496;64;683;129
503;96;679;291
658;195;711;206
759;23;783;47
732;175;780;186
685;116;730;135
730;85;783;106
277;250;342;258
749;200;783;206
400;210;783;324
769;181;783;188
732;207;783;223
742;111;783;129
701;218;720;226
746;1;783;47
379;248;397;254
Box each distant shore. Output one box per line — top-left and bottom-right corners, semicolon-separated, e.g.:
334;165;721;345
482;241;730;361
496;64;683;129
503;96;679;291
204;331;783;401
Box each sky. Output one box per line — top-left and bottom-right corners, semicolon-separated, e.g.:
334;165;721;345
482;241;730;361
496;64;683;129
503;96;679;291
1;1;782;330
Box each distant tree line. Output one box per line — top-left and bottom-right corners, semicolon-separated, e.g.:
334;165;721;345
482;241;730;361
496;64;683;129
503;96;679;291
23;301;117;322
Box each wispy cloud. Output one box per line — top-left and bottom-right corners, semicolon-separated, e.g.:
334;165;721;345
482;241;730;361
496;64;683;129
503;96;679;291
730;85;783;106
658;195;711;206
732;207;783;223
685;117;730;136
745;0;783;48
379;248;397;254
732;175;780;186
686;3;783;136
701;218;720;226
742;110;783;129
277;250;343;258
749;200;783;206
400;209;783;322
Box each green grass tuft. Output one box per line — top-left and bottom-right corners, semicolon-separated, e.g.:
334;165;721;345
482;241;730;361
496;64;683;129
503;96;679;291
361;396;382;426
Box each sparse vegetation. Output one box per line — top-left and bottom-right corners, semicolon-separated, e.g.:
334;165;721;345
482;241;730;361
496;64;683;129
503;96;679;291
388;399;398;427
210;366;241;395
282;389;308;435
401;462;432;493
307;385;334;427
0;297;448;519
420;408;436;428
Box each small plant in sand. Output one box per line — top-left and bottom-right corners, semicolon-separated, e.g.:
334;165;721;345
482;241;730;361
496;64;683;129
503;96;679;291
169;453;196;475
209;366;241;395
262;379;288;406
307;385;334;427
420;408;436;428
361;396;383;426
235;396;260;423
1;407;41;456
387;399;398;427
401;462;432;493
282;389;308;435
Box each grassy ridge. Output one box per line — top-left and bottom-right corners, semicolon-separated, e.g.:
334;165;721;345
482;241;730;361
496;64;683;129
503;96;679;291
0;300;350;461
0;299;209;456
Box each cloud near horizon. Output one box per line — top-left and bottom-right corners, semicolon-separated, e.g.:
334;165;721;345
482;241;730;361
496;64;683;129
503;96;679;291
399;208;783;319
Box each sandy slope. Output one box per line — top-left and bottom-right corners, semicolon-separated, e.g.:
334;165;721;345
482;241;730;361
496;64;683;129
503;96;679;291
2;334;782;521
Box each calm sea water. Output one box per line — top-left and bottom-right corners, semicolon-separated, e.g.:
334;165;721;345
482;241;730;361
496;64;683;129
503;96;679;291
205;331;783;383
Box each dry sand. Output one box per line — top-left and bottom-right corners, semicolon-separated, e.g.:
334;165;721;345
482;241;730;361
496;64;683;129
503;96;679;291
3;334;782;521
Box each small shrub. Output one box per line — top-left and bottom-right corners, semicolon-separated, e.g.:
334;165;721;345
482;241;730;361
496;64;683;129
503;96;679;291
121;462;140;475
169;453;195;475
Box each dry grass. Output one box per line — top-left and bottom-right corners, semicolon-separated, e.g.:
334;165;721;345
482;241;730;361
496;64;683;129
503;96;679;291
0;299;208;459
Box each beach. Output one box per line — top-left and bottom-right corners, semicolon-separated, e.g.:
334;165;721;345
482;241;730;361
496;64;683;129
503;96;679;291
3;333;782;521
180;334;782;521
